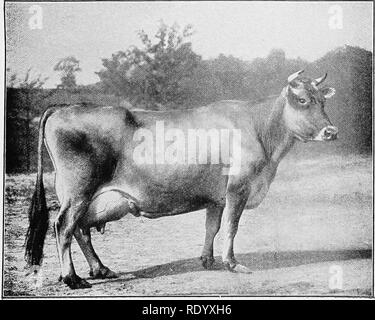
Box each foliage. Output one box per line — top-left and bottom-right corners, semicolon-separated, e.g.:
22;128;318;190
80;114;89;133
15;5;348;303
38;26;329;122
54;56;81;89
6;68;47;90
6;69;49;172
184;49;307;106
97;22;201;109
306;45;372;153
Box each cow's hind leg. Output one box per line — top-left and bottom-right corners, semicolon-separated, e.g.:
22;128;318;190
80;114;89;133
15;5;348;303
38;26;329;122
74;227;118;279
200;206;224;269
54;198;92;289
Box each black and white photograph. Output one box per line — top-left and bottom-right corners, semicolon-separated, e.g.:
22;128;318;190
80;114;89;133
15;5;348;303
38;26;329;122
1;1;373;299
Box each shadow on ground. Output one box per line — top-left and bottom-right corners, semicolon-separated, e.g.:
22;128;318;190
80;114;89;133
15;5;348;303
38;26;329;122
93;249;371;286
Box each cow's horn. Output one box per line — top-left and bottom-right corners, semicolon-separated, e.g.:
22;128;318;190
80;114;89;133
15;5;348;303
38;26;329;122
287;70;304;83
313;73;327;86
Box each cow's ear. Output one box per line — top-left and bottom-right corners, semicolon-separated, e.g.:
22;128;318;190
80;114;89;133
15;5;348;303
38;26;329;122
321;87;335;99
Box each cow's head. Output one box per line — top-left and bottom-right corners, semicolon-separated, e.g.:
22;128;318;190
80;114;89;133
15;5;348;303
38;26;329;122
282;70;338;142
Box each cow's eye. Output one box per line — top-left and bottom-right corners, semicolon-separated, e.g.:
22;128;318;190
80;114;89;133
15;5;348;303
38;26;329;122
298;98;307;104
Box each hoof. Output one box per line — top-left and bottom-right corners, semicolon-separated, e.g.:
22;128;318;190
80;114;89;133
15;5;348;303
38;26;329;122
96;223;106;234
63;274;92;289
89;266;118;279
223;261;236;272
223;261;251;274
233;264;252;274
200;256;215;269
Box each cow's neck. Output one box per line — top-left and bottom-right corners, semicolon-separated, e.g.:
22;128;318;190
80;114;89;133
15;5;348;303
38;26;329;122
257;92;295;165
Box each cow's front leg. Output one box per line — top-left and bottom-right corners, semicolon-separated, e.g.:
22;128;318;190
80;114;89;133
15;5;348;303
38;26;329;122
200;206;224;269
221;193;252;273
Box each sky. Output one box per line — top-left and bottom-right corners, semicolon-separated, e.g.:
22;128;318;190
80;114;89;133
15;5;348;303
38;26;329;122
5;1;373;88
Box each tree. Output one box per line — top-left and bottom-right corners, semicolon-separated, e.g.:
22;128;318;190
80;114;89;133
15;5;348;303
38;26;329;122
6;68;48;172
183;55;250;105
186;49;306;104
97;22;201;109
6;68;18;88
54;56;81;89
310;45;372;153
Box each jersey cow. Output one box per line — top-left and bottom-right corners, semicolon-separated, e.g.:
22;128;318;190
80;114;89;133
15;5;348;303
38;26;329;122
25;70;338;289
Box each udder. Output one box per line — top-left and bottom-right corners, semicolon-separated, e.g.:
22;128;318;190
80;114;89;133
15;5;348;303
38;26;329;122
80;190;140;229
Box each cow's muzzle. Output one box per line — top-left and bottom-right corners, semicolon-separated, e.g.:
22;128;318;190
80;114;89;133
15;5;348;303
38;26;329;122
313;126;338;141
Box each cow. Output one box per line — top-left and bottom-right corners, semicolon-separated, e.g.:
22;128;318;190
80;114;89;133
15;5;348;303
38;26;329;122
25;70;338;289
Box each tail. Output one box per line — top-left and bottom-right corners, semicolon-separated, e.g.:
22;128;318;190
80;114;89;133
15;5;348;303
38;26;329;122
24;107;57;267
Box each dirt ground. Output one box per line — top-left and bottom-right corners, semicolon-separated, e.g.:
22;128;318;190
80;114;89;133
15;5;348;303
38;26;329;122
3;154;373;297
